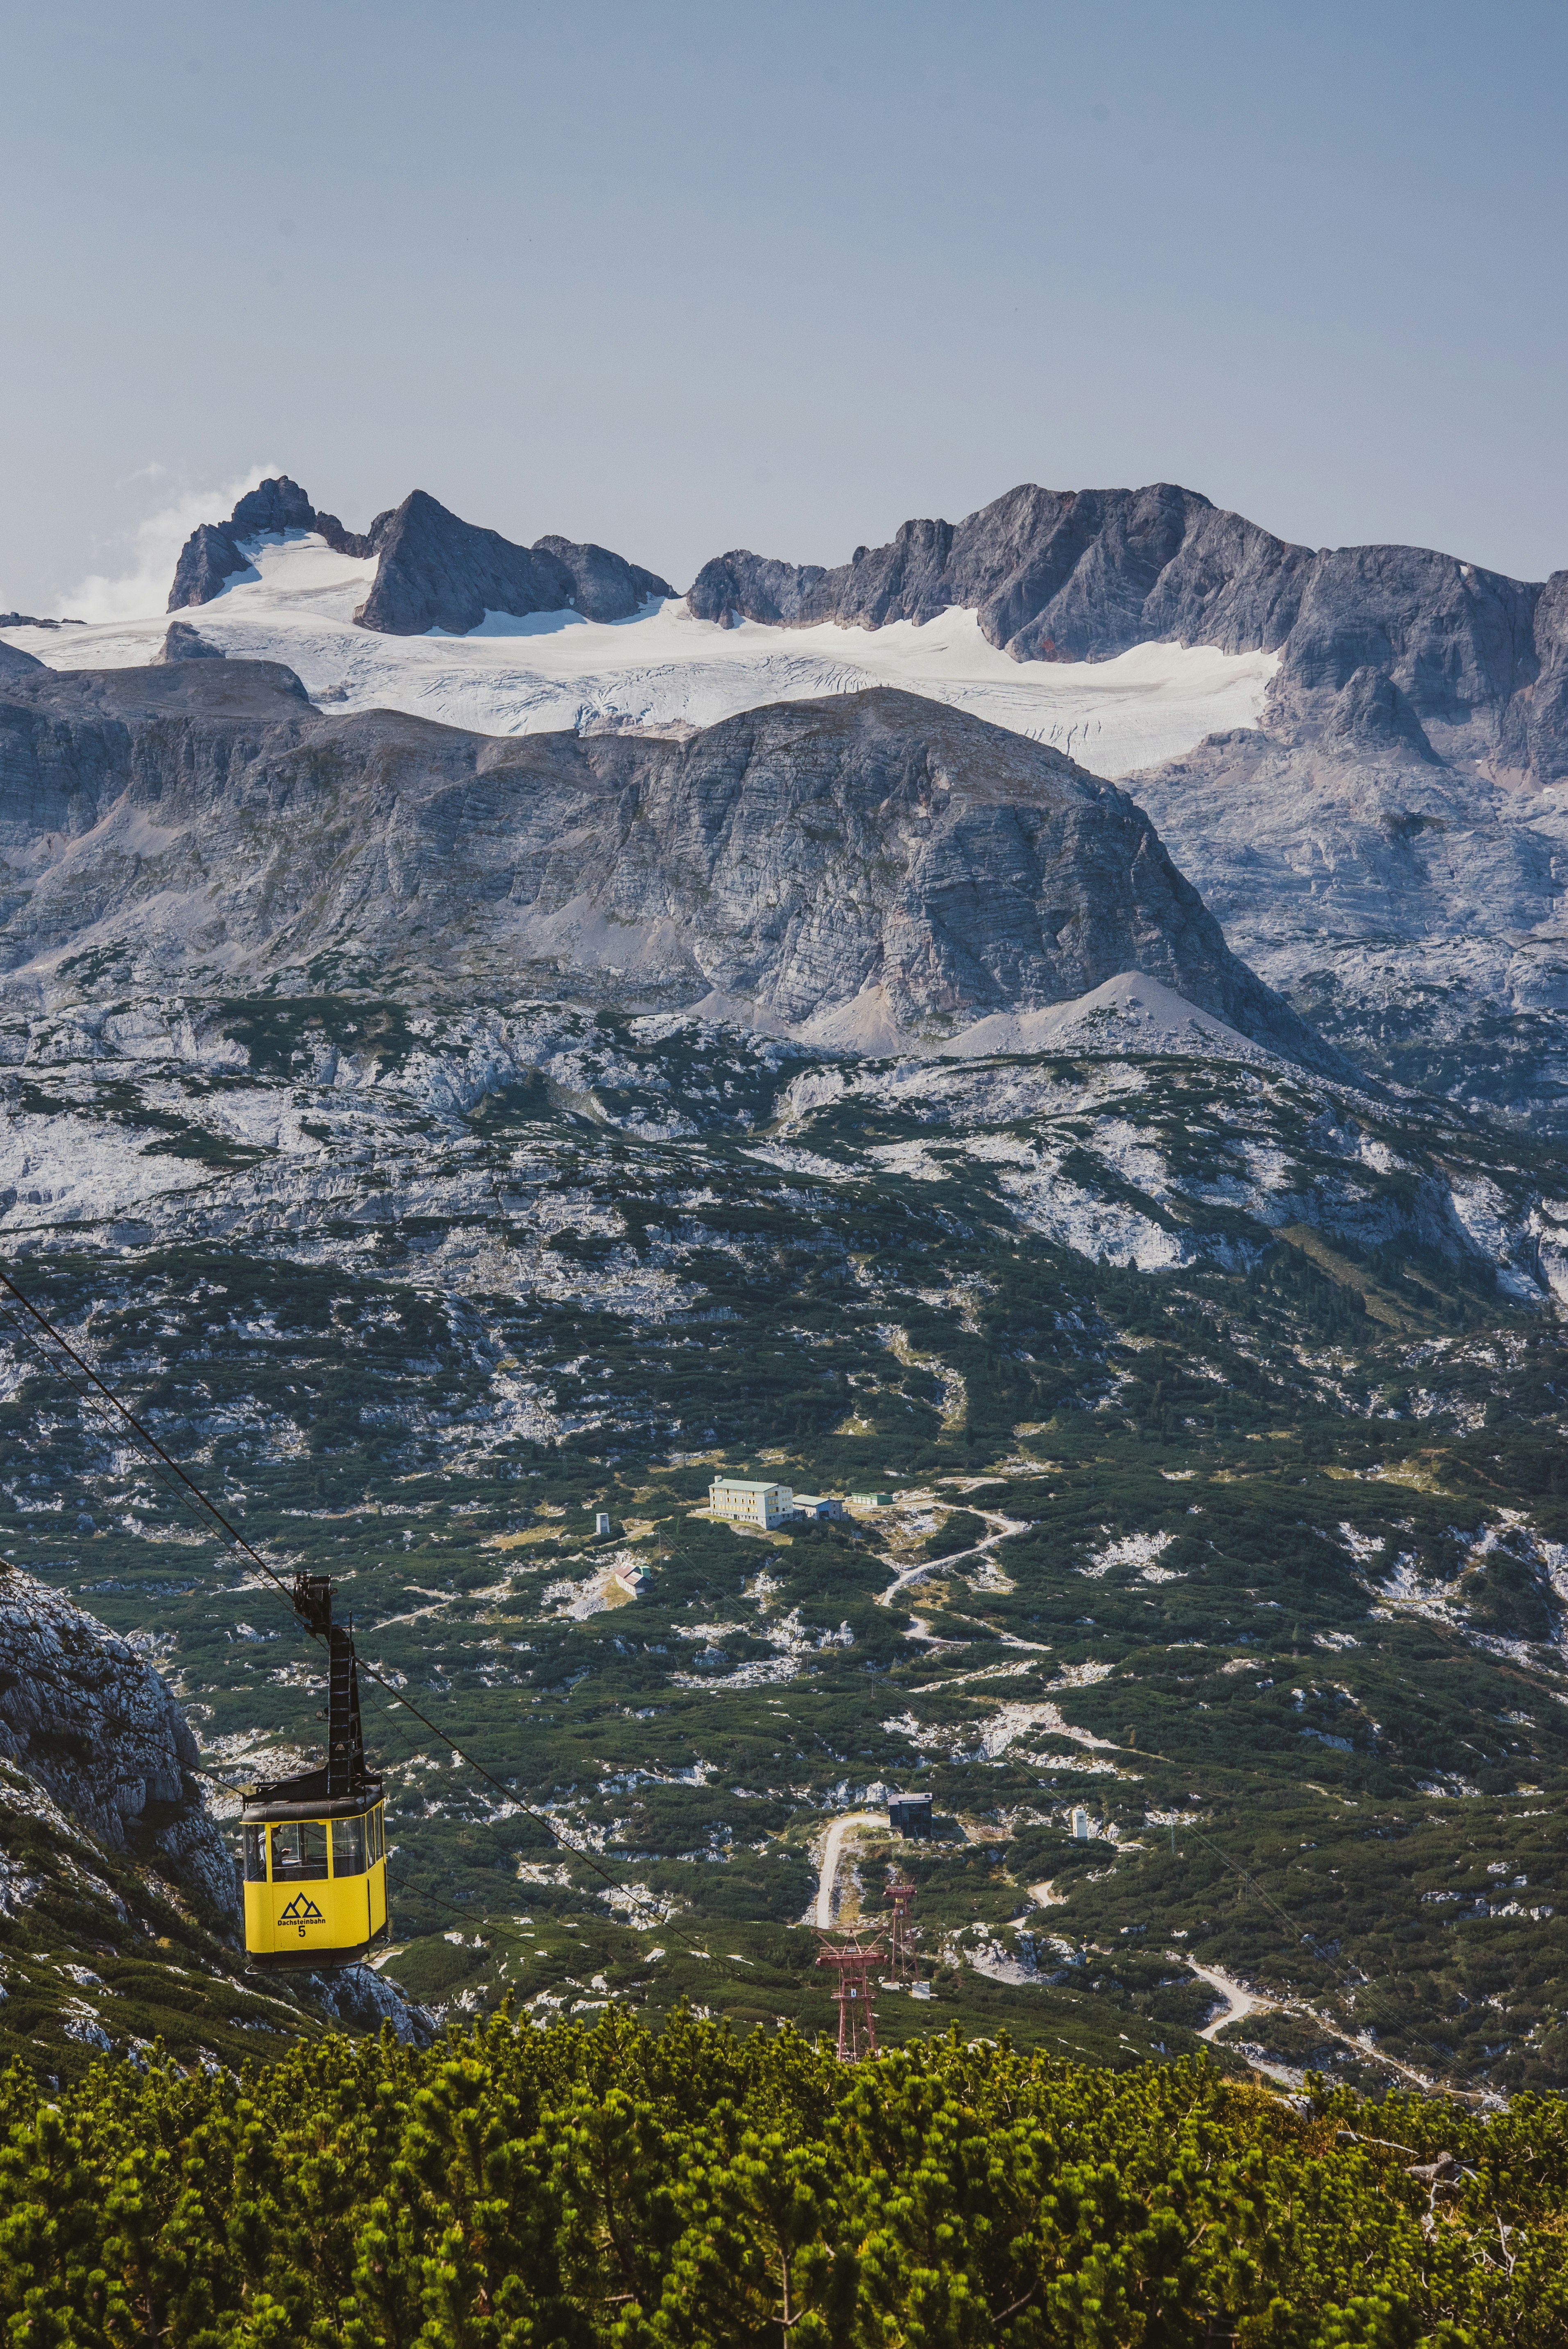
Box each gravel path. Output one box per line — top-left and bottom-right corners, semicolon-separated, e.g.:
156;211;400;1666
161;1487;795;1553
814;1810;886;1929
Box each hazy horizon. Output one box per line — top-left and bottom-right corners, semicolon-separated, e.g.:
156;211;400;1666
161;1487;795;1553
4;0;1566;616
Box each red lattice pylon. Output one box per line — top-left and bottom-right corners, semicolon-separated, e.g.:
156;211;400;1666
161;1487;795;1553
816;1931;886;2061
886;1878;918;1979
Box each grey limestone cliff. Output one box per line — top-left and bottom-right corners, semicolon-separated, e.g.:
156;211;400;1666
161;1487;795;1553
0;1560;235;1920
0;658;1339;1069
689;485;1311;655
686;483;1568;1114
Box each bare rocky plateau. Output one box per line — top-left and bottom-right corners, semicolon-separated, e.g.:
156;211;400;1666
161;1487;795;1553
0;657;1336;1071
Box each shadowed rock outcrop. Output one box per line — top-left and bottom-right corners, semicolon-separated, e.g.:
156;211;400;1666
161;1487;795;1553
351;490;675;635
158;621;225;663
167;474;320;611
226;476;315;540
168;523;257;610
0;1561;236;1920
166;475;675;637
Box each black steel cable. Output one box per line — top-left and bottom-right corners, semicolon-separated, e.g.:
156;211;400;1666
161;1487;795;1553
1175;1818;1361;1988
0;1264;618;1885
0;1295;220;1546
1168;1814;1491;2101
0;1282;1493;2077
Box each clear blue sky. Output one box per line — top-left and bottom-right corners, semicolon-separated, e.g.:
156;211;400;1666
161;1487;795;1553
3;0;1566;614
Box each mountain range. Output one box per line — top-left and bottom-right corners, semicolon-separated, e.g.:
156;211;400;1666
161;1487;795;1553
9;468;1567;1122
168;475;1568;789
683;480;1568;1127
0;648;1335;1070
4;469;1568;2095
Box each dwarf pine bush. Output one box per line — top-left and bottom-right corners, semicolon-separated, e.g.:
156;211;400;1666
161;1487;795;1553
3;2011;1566;2346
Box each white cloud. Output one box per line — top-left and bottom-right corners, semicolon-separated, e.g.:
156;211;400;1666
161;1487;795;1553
65;461;284;624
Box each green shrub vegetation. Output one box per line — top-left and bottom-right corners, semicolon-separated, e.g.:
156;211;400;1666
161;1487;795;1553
8;2013;1568;2347
5;1001;1568;2091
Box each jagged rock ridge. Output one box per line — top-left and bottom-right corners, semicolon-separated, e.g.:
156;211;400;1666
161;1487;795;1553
353;492;675;635
689;481;1568;786
0;659;1338;1069
166;476;318;612
0;1559;234;1918
684;485;1568;1115
168;476;675;637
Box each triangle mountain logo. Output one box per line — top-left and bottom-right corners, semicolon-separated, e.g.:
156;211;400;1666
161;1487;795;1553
278;1893;325;1924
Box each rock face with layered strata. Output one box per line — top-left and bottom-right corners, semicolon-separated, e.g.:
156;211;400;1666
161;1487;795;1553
688;480;1568;785
686;482;1568;1114
0;1561;235;1919
0;658;1338;1068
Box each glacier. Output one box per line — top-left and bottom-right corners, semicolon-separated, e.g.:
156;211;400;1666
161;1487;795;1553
0;530;1278;779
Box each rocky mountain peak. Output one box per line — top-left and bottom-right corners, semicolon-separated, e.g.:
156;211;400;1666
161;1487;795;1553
227;474;316;540
166;476;675;637
348;488;676;635
687;481;1568;790
167;475;323;611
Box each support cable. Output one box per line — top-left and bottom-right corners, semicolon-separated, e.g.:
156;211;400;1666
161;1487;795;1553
0;1266;617;1886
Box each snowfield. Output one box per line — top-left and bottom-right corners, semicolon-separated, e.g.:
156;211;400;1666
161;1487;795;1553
1;532;1278;781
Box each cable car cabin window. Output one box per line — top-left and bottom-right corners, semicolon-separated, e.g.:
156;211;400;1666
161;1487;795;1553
242;1827;266;1883
270;1821;328;1880
331;1816;366;1877
374;1805;385;1862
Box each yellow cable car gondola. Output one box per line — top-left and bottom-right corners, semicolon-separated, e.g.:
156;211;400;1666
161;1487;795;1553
239;1572;389;1969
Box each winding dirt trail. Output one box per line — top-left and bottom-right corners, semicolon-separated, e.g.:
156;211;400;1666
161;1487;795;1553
1181;1960;1276;2042
1174;1954;1449;2095
874;1507;1029;1609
